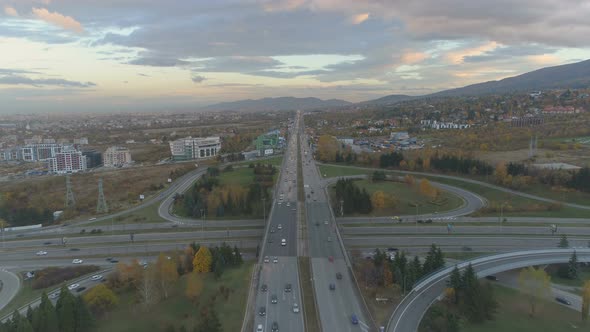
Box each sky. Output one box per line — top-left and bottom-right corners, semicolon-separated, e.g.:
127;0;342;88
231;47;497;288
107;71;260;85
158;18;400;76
1;0;590;114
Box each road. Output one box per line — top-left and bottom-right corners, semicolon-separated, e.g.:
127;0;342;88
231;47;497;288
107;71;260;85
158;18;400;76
0;270;19;312
341;225;590;236
317;163;590;210
252;113;304;332
387;249;590;332
338;216;590;225
301;119;373;332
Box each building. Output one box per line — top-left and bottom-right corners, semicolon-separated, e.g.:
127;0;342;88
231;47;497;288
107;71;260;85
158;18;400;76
103;146;132;167
82;149;103;168
47;146;87;174
73;137;89;145
390;131;410;141
169;137;221;161
0;147;21;162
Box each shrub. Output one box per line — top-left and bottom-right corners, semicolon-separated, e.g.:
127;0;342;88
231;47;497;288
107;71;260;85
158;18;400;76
32;265;100;289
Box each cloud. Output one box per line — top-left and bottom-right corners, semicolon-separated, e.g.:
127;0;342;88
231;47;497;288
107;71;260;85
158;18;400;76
4;6;18;17
191;74;206;83
0;75;96;88
32;7;83;33
137;73;150;77
350;13;369;25
401;51;429;64
128;55;190;67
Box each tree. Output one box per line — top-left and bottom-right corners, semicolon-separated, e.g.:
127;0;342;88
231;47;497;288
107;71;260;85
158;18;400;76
372;171;386;182
155;253;179;299
419;179;438;199
582;280;590;321
74;296;94;331
32;292;58;332
138;265;159;307
567;251;578;280
448;266;461;304
83;284;119;315
518;266;551;317
558;234;569;248
316;135;339;161
193;246;212;273
371;191;387;209
233;246;243;265
185;272;204;303
55;285;76;332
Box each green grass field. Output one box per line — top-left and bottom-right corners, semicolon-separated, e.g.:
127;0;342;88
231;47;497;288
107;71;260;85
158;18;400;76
330;179;464;217
318;164;368;178
218;167;259;187
93;263;253;332
0;277;44;318
462;284;585;332
547;265;590;288
88;202;166;226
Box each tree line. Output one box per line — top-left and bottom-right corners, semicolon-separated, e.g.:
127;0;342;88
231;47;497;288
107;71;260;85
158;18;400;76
333;179;372;215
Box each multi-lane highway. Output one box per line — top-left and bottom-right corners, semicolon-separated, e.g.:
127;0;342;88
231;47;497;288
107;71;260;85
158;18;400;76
387;249;590;332
301;117;373;332
252;113;304;332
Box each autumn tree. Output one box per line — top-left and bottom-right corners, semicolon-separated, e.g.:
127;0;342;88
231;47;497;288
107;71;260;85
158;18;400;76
371;191;387;209
582;280;590;321
404;174;415;187
155;253;179;298
418;179;438;199
138;265;159;307
185;272;204;303
83;284;119;315
316;135;339;162
193;246;213;273
518;266;551;317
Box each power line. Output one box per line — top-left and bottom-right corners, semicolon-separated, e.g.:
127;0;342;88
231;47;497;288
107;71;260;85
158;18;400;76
96;178;108;213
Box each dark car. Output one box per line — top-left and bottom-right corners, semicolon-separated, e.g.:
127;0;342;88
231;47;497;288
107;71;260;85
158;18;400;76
261;284;268;292
106;257;113;261
69;248;80;251
336;272;343;280
485;275;498;281
271;321;279;332
43;241;52;245
329;283;336;290
258;306;266;316
110;259;119;263
351;314;359;325
556;297;572;305
285;283;292;292
271;294;278;304
75;286;86;293
387;247;398;252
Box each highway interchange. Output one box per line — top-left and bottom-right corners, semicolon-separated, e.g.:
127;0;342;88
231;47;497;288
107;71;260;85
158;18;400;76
1;112;590;331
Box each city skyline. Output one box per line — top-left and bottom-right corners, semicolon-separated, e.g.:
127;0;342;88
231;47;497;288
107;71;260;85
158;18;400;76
2;0;590;113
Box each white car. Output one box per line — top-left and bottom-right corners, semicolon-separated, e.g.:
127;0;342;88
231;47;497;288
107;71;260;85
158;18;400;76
281;239;286;246
324;220;328;225
90;275;103;281
256;324;264;332
277;224;282;230
264;256;270;263
36;251;48;256
273;256;278;263
72;259;83;264
293;303;300;313
67;283;80;290
49;292;60;299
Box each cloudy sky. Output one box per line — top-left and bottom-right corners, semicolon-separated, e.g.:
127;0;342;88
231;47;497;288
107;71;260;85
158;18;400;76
1;0;590;113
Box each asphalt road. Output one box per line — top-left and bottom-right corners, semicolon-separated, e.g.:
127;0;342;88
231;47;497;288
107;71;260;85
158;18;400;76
0;270;19;311
388;249;590;332
342;225;590;236
252;114;304;332
301;128;372;332
338;216;590;225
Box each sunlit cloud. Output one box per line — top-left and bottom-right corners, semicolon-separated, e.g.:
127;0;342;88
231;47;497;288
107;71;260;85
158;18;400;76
400;51;429;65
446;42;500;64
350;13;369;25
32;7;84;33
4;6;18;17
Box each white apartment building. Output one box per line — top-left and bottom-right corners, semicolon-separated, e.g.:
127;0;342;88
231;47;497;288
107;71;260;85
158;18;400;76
103;146;133;167
169;136;221;161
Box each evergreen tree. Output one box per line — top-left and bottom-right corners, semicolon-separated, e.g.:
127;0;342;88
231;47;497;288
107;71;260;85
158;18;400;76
568;251;579;280
434;247;445;270
16;316;33;332
408;256;422;286
56;286;76;332
233;246;243;265
25;307;33;325
74;296;94;332
207;307;222;332
446;312;460;332
448;266;462;303
558;234;569;248
33;292;59;332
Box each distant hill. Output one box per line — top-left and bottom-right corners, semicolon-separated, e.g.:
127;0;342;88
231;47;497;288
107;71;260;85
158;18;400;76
200;97;352;112
364;58;590;104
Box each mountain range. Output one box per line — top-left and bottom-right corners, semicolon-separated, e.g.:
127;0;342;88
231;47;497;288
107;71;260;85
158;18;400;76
201;59;590;110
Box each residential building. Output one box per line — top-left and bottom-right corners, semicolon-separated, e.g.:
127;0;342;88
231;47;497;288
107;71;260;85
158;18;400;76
47;146;86;174
0;147;21;162
169;136;221;161
103;146;132;167
82;149;103;168
73;137;89;145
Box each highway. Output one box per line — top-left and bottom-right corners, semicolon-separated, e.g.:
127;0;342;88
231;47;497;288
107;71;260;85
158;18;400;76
0;270;19;312
301;119;373;332
387;249;590;332
252;114;304;332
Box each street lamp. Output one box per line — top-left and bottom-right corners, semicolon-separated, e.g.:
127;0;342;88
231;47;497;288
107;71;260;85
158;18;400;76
201;209;205;239
262;197;267;224
499;201;508;230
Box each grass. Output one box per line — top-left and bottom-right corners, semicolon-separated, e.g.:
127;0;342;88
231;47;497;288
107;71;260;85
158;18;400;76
0;277;45;318
88;202;166;226
460;284;585;332
234;155;284;167
547;264;590;288
330;179;465;217
93;263;254;332
298;257;321;332
319;163;590;218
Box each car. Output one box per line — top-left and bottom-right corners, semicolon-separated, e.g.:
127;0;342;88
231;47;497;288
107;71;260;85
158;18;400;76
292;303;300;313
76;286;87;293
67;283;80;290
36;251;48;256
277;224;282;230
327;236;332;242
286;202;290;207
328;256;334;263
261;284;268;292
110;259;119;263
285;283;292;292
387;247;398;252
90;275;103;281
351;314;359;325
324;220;328;225
271;294;278;304
72;259;83;264
273;256;278;263
556;297;572;305
329;283;336;290
256;324;264;332
270;227;275;233
315;221;320;226
268;237;273;243
88;217;97;221
106;257;113;261
264;256;270;263
336;272;343;280
69;248;80;251
271;321;279;332
16;234;24;238
278;201;282;205
49;292;60;299
258;306;266;316
43;241;52;245
281;239;286;246
485;275;498;281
